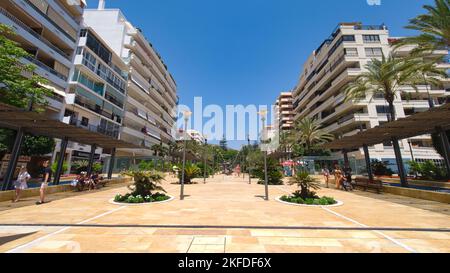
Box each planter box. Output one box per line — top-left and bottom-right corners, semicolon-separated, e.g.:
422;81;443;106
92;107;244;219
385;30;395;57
0;178;130;202
383;185;450;204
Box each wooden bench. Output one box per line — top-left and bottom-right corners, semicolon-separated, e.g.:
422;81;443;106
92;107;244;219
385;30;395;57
353;177;383;194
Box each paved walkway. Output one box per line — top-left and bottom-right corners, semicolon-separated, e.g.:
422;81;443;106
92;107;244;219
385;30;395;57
0;175;449;253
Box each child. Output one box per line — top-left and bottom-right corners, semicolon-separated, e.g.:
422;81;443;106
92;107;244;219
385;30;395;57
14;166;31;203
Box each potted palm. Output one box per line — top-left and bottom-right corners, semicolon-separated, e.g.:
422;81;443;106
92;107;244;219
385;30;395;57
114;170;172;204
279;172;338;206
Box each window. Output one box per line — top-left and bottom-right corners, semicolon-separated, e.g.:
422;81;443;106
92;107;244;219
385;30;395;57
86;31;112;64
342;35;356;42
81;117;89;126
79;29;87;37
363;35;380;43
365;48;383;57
345;48;358;56
376;105;390;114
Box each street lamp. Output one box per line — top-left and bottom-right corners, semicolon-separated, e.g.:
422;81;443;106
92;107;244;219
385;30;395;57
258;110;269;201
203;134;208;184
247;134;251;185
180;110;192;201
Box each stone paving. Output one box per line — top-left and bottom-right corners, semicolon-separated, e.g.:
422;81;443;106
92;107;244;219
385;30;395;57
0;174;449;253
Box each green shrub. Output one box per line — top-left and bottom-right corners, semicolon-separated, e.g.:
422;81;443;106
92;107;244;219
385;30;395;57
408;160;447;180
280;195;337;206
371;160;394;176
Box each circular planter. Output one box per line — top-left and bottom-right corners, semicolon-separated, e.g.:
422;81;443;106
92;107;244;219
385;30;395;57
109;195;175;206
275;196;344;207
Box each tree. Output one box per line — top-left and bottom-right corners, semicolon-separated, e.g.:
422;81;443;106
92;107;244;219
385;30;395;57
219;135;228;151
294;117;334;154
394;0;450;53
0;24;51;111
344;54;440;122
288;172;321;199
0;129;55;157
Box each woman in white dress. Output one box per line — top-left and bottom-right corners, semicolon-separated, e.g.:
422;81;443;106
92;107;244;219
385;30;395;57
14;166;31;203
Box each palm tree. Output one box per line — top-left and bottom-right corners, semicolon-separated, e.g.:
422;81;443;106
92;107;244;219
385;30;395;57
344;54;432;122
288;171;321;199
294;117;334;154
394;0;450;52
279;131;296;160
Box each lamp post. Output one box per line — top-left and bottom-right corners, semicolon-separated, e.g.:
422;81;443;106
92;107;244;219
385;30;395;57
258;110;269;201
247;135;251;185
180;110;192;201
203;135;208;184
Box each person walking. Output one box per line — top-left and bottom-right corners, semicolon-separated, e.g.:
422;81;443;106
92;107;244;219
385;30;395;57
36;160;51;205
321;166;330;188
13;166;31;203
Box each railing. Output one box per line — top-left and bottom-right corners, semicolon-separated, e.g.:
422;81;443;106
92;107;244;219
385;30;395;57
0;7;71;61
69;118;120;139
24;56;68;81
22;0;76;43
354;25;387;31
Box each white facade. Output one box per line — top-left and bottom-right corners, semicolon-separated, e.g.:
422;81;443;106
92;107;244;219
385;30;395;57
292;23;450;171
61;27;129;170
82;6;178;157
0;0;85;119
275;92;294;131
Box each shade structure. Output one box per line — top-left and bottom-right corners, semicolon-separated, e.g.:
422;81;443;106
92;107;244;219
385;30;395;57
322;103;450;150
0;103;144;149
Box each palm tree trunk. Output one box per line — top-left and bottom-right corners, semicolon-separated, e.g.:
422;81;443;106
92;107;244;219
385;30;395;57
388;100;396;122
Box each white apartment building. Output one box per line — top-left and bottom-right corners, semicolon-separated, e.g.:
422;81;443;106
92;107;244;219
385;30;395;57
82;1;178;158
274;92;294;131
0;0;85;119
292;22;450;173
61;27;128;170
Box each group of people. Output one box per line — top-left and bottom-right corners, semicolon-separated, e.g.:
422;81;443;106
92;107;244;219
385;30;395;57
13;160;52;205
322;163;354;191
12;160;105;204
71;171;104;191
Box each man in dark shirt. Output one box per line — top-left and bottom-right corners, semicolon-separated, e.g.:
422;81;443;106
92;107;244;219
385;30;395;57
37;160;51;205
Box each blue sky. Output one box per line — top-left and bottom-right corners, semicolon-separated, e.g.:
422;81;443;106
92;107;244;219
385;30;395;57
88;0;432;148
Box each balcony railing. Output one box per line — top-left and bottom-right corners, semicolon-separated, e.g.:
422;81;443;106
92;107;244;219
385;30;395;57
0;7;71;61
22;0;76;43
24;56;67;81
68;118;120;139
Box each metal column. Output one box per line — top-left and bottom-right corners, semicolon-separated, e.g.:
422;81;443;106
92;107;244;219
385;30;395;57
437;127;450;177
363;144;374;181
392;138;408;187
1;128;24;191
87;144;97;176
53;137;69;185
108;148;116;180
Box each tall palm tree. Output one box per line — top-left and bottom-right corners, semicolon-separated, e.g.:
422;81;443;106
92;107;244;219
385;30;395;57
279;131;295;160
394;0;450;52
294;117;334;154
344;54;434;122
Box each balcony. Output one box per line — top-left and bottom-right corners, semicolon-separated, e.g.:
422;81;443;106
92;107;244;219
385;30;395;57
13;0;76;46
0;7;72;63
68;118;120;139
22;56;68;88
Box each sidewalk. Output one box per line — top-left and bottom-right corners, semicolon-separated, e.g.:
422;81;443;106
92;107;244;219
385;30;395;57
0;175;448;253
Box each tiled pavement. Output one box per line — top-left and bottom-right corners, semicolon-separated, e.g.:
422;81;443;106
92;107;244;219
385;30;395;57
0;175;449;253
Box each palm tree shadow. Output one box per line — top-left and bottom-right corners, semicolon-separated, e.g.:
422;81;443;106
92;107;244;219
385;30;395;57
0;232;37;246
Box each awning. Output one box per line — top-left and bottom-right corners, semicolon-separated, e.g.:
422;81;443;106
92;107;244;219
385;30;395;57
322;103;450;150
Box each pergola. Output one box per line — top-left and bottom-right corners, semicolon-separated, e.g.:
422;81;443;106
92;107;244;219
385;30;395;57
0;103;146;191
322;103;450;186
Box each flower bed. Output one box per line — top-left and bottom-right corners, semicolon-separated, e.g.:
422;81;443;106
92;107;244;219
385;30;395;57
114;193;171;204
279;195;337;206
